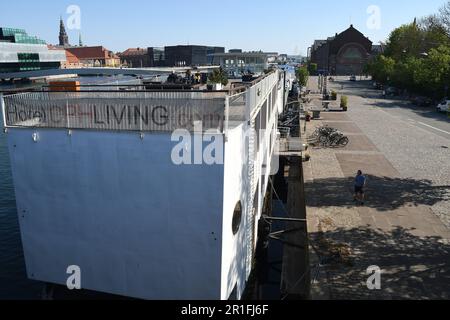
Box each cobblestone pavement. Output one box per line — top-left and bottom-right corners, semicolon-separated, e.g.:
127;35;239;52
304;76;450;300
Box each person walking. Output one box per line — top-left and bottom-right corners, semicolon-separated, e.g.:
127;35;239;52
354;170;367;205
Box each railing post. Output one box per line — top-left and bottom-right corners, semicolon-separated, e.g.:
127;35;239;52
139;99;143;132
0;93;7;129
224;96;229;137
66;99;70;129
245;88;251;123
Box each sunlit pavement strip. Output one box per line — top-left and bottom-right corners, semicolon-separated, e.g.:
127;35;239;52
375;108;449;138
416;122;450;136
405;118;450;136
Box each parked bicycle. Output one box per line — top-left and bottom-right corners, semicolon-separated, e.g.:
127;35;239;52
308;125;349;148
323;131;349;147
309;125;337;140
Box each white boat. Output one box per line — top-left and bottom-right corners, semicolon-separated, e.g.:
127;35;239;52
1;69;290;300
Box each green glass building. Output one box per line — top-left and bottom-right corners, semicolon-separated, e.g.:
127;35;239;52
0;27;66;73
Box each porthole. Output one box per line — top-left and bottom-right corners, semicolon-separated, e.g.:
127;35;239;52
232;201;242;235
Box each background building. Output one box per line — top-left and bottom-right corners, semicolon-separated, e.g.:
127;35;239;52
59;49;83;69
118;45;224;68
118;47;165;68
0;27;66;73
65;46;120;67
148;47;166;67
164;45;224;67
211;50;270;78
118;48;150;68
310;25;373;75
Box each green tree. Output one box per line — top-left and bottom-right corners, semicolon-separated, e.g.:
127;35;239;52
209;68;228;86
366;55;396;84
340;96;348;110
368;9;450;100
308;63;318;75
413;46;450;98
296;66;309;87
391;56;421;91
360;2;450;100
420;16;450;51
384;22;424;60
439;1;450;36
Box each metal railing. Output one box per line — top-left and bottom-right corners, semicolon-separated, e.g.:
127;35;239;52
1;71;281;134
2;91;227;132
246;72;279;119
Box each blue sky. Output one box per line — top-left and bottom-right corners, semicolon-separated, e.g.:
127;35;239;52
0;0;447;55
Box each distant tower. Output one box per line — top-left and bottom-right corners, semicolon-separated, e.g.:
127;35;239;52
59;17;69;47
79;33;83;47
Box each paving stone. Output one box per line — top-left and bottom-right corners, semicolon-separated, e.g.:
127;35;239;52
320;113;351;121
319;121;363;134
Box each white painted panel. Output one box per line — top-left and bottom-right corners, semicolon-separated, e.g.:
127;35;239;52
220;79;283;299
7;128;225;299
221;123;250;300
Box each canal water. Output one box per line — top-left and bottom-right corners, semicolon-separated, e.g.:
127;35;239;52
0;113;44;299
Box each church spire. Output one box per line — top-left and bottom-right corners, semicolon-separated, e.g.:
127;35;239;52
59;16;69;47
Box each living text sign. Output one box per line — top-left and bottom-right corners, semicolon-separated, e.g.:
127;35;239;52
3;93;226;132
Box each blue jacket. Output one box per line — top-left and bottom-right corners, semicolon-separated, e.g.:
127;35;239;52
355;175;366;187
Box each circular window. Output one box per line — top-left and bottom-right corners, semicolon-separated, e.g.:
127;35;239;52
232;201;243;235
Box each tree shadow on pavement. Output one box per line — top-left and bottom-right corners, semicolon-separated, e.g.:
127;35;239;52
310;226;450;299
330;79;450;125
305;175;450;211
330;79;383;99
375;100;450;124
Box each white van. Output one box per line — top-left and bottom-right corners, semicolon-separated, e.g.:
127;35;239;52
436;100;450;113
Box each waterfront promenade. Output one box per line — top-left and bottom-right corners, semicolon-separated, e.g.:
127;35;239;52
304;77;450;299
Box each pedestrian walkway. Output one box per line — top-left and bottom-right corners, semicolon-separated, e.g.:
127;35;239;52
303;79;450;300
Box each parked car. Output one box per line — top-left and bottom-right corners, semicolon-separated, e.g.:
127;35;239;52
436;100;450;113
373;82;384;90
411;96;433;107
385;87;399;96
349;75;357;82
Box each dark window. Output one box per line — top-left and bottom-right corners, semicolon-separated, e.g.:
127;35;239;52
261;101;267;130
232;201;243;235
255;112;261;154
272;86;277;111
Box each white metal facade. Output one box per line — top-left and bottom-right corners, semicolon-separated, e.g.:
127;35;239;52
0;42;67;63
1;70;286;300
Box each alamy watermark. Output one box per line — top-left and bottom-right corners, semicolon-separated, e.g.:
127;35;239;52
66;5;81;30
66;265;81;290
366;265;382;290
170;122;280;176
367;5;381;30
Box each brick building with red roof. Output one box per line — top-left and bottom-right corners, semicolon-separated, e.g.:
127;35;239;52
65;46;120;67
